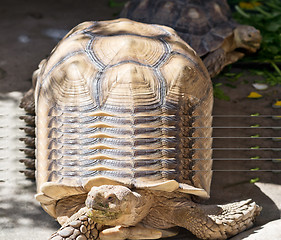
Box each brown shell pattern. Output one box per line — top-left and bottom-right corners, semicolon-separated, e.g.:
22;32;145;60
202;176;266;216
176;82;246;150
35;19;213;207
120;0;236;56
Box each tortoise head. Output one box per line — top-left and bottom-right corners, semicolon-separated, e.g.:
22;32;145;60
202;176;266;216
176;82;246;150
234;25;262;53
86;185;151;226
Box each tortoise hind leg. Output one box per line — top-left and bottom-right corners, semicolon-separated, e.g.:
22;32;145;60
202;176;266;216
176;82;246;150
171;199;261;239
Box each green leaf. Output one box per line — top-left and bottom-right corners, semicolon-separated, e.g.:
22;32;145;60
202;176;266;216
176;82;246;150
266;22;281;32
224;73;237;77
108;0;125;8
265;45;280;54
251;113;260;116
251;146;260;149
250;124;260;128
225;83;237;88
251;167;260;171
231;0;281;78
213;84;230;101
251;134;260;138
250;177;260;183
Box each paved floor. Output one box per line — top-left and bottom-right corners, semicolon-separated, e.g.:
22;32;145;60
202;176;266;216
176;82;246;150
0;92;59;239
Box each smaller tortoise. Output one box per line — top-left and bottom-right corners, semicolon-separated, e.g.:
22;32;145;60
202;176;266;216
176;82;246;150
20;19;261;240
120;0;262;77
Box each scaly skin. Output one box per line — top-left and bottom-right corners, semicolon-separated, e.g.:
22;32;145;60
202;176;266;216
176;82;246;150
49;208;164;240
85;186;262;240
49;208;100;240
147;197;262;240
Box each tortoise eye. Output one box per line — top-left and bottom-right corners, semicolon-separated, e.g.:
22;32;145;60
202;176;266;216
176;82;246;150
107;195;115;202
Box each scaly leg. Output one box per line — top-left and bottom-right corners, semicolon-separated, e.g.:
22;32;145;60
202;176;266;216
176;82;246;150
171;199;261;240
49;208;100;240
49;208;171;240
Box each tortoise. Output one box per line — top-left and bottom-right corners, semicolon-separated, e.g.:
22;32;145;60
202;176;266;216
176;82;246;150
120;0;262;77
19;18;261;240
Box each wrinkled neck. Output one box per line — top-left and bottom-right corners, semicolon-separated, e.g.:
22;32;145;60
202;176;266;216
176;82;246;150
127;190;154;226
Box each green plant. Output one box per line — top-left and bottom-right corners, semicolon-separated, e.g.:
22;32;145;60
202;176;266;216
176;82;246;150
108;0;126;8
250;177;260;183
230;0;281;85
250;68;281;86
213;83;230;100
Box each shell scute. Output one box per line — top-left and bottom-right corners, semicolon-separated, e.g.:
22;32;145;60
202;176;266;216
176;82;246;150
120;0;237;57
92;35;166;66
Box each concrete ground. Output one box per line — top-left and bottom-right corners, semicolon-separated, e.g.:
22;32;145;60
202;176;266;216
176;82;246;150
0;0;280;239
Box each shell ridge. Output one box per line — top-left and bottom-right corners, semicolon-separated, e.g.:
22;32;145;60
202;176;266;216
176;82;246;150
36;50;85;104
170;51;209;80
85;37;106;70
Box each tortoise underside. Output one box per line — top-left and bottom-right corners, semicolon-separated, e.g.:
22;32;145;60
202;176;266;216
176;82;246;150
34;19;213;218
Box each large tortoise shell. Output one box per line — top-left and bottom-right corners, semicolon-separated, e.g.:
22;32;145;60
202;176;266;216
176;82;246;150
120;0;236;56
33;19;213;218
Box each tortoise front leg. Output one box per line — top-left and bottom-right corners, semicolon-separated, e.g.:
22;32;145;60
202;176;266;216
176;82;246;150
203;48;244;78
50;213;164;240
49;208;100;240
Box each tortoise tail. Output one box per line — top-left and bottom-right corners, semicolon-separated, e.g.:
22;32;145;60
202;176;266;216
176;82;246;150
19;88;36;180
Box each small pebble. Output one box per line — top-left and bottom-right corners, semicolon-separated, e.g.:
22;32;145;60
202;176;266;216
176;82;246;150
43;28;68;40
69;220;81;228
88;218;94;224
18;35;30;43
252;83;268;90
86;232;90;238
80;225;87;234
58;226;74;237
77;235;87;240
